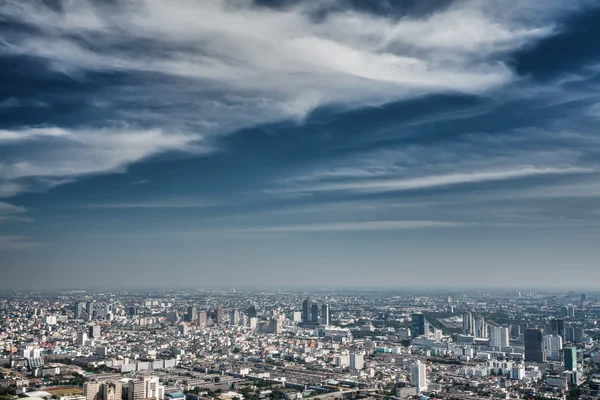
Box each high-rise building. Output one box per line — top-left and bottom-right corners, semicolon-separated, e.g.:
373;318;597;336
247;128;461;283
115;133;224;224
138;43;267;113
580;294;586;310
475;316;487;338
411;313;427;337
349;353;364;371
76;331;88;346
230;309;240;325
143;376;164;400
524;328;546;363
178;324;189;336
543;335;563;360
186;306;197;322
74;301;86;319
198;310;207;326
247;305;258;318
410;360;427;393
311;303;320;323
302;297;312;323
128;380;145;400
88;325;101;339
86;301;95;319
215;307;223;325
84;382;101;400
564;346;577;371
129;306;137;317
463;311;474;336
559;306;569;318
489;325;510;348
548;319;565;339
567;306;576;318
321;304;330;326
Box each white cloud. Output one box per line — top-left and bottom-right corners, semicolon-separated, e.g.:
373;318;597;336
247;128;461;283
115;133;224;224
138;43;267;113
0;0;591;197
270;166;594;195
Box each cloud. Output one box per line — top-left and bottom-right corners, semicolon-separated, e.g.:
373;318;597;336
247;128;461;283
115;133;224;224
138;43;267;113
269;166;594;195
83;199;220;209
233;219;463;233
0;235;37;249
0;0;586;196
0;126;204;196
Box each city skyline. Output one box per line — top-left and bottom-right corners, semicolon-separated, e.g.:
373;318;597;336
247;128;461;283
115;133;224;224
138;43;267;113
2;0;600;289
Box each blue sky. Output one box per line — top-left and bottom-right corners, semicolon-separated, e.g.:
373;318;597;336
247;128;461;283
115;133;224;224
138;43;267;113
1;0;600;289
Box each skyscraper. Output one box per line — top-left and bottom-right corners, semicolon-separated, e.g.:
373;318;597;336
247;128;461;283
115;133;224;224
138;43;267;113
548;318;565;339
198;310;207;326
564;346;577;371
230;309;240;325
543;334;562;360
128;380;145;400
349;353;364;371
411;313;426;337
524;328;547;363
302;297;311;323
489;325;510;348
410;360;427;393
88;325;101;339
247;305;258;318
321;304;330;326
74;301;86;319
215;307;223;325
463;311;474;336
84;382;101;400
475;316;487;338
103;382;123;400
311;303;320;323
186;306;197;322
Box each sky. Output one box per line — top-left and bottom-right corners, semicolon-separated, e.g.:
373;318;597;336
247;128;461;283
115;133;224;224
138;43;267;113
2;0;600;290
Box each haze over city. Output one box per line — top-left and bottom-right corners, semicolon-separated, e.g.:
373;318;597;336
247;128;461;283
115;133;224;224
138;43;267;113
2;0;600;289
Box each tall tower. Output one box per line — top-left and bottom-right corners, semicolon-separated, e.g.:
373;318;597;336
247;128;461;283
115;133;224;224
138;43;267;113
564;346;577;371
311;303;320;323
411;313;426;337
215;307;223;325
524;328;547;363
321;304;330;326
302;297;311;323
463;311;474;336
84;382;101;400
489;325;510;348
410;360;427;393
230;309;240;325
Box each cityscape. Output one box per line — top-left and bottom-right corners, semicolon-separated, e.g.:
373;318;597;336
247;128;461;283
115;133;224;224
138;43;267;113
1;289;600;400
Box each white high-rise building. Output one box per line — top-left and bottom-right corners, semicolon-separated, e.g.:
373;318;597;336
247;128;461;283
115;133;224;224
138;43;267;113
76;332;88;346
334;354;350;368
410;360;427;393
489;325;510;348
544;334;563;360
230;309;240;325
143;376;164;400
349;353;364;371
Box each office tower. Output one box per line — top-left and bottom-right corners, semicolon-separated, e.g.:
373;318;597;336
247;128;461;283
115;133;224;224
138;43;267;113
215;307;223;324
302;297;312;323
268;318;282;334
524;328;546;363
128;380;145;400
489;325;510;348
567;306;575;318
84;382;101;400
350;353;364;371
559;306;569;318
548;319;565;339
198;310;207;326
321;304;330;326
573;328;585;343
564;346;577;371
311;303;320;323
230;309;240;325
249;317;258;329
247;305;258;318
129;306;137;317
411;313;426;337
463;311;474;336
510;324;521;337
475;316;487;338
292;311;302;322
410;360;427;393
74;301;86;319
565;326;575;342
76;331;88;346
89;325;101;339
543;335;563;360
103;382;123;400
186;306;197;323
86;301;94;318
580;294;586;310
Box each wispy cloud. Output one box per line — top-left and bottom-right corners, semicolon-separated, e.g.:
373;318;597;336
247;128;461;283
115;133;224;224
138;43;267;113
0;235;37;249
233;220;464;233
0;0;585;196
269;166;594;195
